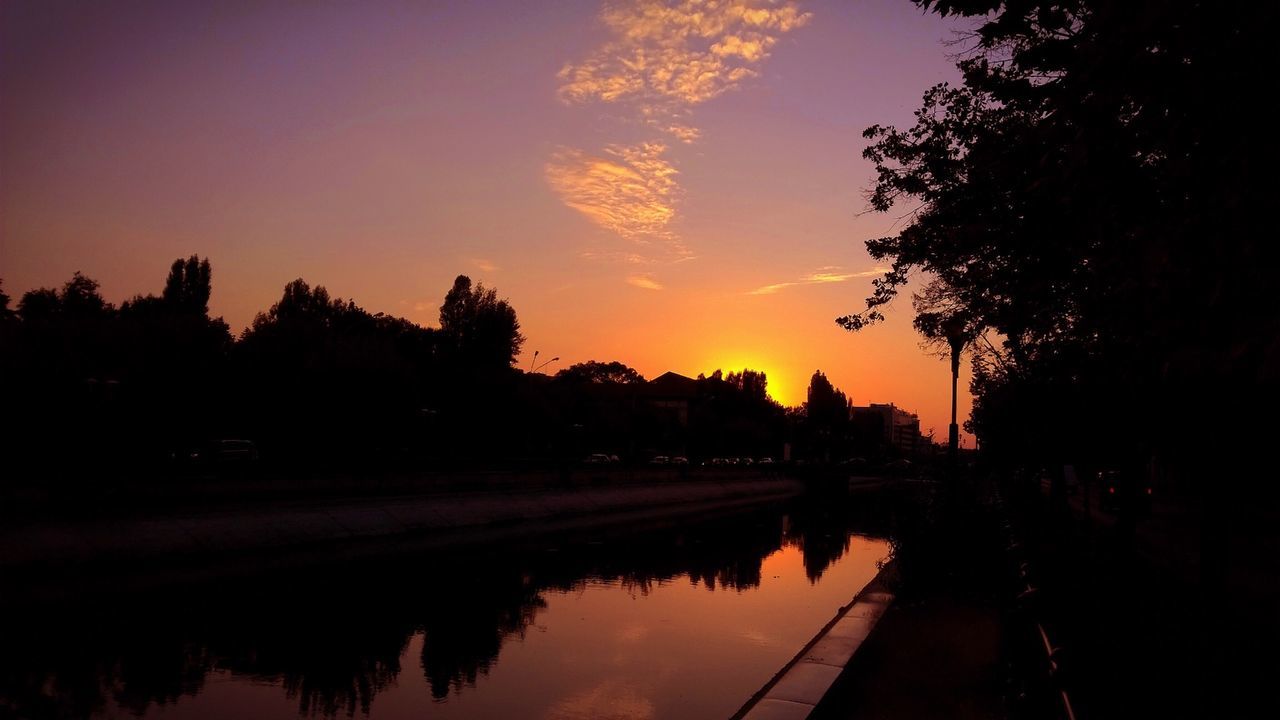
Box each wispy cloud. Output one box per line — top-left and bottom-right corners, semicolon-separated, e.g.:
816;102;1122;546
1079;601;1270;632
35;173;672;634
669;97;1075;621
470;258;498;272
554;2;810;265
559;0;812;135
666;123;702;143
579;250;653;265
748;266;889;295
627;273;665;290
546;142;691;260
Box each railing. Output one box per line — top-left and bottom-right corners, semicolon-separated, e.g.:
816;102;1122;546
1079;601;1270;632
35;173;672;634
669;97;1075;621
994;488;1079;720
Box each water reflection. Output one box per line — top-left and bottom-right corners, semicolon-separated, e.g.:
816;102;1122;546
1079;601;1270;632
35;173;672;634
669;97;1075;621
0;497;892;720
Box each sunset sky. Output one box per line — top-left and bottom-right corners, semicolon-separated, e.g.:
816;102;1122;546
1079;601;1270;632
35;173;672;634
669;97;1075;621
1;0;973;442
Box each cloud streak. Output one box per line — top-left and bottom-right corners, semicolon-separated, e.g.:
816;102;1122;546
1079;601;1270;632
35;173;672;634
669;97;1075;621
553;2;810;266
748;266;889;295
627;273;665;290
559;0;811;124
546;142;691;259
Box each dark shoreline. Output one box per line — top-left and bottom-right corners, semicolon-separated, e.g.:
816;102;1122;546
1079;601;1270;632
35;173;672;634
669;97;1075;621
2;472;809;603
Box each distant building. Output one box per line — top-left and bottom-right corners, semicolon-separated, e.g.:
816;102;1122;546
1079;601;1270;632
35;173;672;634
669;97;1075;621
851;403;921;455
645;371;699;426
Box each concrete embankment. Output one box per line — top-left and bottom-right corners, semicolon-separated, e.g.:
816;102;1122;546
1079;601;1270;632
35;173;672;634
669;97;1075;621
731;567;896;720
1;475;805;594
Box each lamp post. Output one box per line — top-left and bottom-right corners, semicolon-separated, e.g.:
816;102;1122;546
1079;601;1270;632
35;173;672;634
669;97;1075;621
533;356;560;374
941;316;968;473
529;350;539;372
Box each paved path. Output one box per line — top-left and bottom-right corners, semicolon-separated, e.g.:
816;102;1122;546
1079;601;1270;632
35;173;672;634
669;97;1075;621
809;596;1004;720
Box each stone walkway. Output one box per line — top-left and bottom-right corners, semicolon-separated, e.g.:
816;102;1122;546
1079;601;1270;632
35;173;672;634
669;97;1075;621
809;595;1004;720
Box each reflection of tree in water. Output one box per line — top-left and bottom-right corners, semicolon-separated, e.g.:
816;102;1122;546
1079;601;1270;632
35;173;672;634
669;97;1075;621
419;569;548;700
215;609;414;717
0;499;879;719
785;504;856;583
108;641;214;714
0;616;212;719
0;595;417;719
787;489;901;583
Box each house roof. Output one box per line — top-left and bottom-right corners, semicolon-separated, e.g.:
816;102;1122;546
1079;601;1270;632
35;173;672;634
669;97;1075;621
647;371;699;398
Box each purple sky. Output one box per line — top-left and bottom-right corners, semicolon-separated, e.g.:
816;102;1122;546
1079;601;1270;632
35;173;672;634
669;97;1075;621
2;0;974;437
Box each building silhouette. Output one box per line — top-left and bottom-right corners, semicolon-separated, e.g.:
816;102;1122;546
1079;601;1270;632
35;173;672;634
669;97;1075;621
851;403;921;456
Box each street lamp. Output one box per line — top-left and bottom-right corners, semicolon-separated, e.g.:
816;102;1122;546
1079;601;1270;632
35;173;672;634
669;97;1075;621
533;356;560;374
941;315;969;472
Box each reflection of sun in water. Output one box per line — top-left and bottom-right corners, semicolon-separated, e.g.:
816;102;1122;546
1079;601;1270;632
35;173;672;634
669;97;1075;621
617;623;650;643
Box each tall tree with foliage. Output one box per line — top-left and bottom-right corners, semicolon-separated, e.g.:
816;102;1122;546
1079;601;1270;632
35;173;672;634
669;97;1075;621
438;275;524;372
235;278;439;462
161;255;213;314
839;0;1273;464
804;371;850;429
14;272;117;380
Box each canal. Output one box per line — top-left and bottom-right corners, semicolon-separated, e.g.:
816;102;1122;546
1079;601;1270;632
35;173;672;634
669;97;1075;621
0;496;892;720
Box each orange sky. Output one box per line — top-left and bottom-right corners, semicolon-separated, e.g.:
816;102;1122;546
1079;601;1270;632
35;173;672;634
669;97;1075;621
0;0;974;443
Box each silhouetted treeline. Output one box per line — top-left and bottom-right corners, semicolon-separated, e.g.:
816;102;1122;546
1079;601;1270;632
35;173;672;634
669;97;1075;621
0;261;926;498
0;260;528;491
0;498;887;719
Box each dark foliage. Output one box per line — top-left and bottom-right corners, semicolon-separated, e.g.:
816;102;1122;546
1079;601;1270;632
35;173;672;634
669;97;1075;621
438;275;524;372
839;0;1276;467
1;260;841;495
554;360;646;384
793;370;855;462
0;262;535;492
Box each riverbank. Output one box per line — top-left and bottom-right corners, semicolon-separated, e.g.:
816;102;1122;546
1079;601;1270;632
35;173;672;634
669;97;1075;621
1;473;806;602
809;477;1010;720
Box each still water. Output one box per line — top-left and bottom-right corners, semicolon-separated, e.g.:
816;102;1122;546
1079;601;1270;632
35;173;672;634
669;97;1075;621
1;499;890;720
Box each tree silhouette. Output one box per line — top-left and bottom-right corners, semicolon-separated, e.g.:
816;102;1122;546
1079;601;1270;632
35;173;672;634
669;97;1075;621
439;275;524;372
804;371;849;429
838;0;1273;464
14;272;116;379
725;369;769;402
687;368;786;458
3;273;122;487
234;278;438;463
794;370;855;462
554;360;646;384
0;279;13;321
111;257;234;462
161;255;212;314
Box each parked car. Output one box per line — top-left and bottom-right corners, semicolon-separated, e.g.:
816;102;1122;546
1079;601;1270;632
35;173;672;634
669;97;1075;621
212;439;258;463
584;453;612;465
757;457;775;465
840;457;870;472
173;438;259;467
671;456;689;465
650;455;670;465
884;458;915;478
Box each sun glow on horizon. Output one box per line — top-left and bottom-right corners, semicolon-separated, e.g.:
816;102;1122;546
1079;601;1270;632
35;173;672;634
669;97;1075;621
698;356;799;408
0;0;973;445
